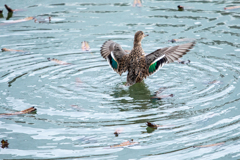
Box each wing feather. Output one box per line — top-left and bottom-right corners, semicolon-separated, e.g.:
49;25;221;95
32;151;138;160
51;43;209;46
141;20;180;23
145;42;195;75
148;55;168;75
100;40;115;59
100;40;129;75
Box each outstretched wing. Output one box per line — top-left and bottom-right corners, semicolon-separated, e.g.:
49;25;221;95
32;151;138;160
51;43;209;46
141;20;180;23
100;40;129;75
146;42;195;75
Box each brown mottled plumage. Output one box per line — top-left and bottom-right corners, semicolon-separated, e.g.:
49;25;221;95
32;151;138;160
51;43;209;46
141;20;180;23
100;31;195;86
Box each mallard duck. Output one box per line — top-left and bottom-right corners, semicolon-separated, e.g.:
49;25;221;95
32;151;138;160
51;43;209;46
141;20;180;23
100;31;195;86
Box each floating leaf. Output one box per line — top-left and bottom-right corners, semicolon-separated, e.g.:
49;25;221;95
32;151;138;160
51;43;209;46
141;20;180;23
110;139;138;148
1;139;9;149
193;142;225;148
81;41;90;51
0;107;36;117
133;0;142;7
178;59;190;64
47;58;71;65
224;6;240;10
0;17;34;26
114;128;123;137
146;122;174;129
34;17;51;23
146;122;159;129
1;48;25;52
169;38;195;43
151;94;174;100
177;5;184;11
5;4;14;12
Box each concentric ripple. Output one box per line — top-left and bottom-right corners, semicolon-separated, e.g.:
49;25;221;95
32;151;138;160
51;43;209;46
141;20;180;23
0;0;240;159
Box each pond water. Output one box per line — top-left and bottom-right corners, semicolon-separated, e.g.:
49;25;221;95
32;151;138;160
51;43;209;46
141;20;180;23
0;0;240;159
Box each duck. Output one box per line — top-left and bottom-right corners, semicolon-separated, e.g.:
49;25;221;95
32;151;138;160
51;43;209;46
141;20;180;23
100;31;195;86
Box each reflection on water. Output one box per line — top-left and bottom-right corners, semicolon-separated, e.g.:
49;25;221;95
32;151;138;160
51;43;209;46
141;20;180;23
0;0;240;159
112;82;151;100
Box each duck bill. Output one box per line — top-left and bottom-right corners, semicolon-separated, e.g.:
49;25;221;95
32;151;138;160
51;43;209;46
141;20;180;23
144;34;149;37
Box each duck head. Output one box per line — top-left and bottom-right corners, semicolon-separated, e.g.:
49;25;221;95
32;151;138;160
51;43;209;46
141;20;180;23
134;31;149;46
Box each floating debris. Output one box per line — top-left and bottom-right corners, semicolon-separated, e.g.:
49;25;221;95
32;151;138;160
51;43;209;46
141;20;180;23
146;122;174;129
114;128;123;137
75;77;82;87
178;59;190;64
178;5;184;11
1;139;9;149
169;39;177;43
81;41;90;51
207;80;222;85
47;58;71;65
0;17;34;26
0;107;36;117
224;6;240;10
113;131;119;136
193;142;225;148
151;94;174;100
169;38;195;43
1;48;25;52
71;105;83;111
71;105;79;109
154;87;167;95
110;139;138;148
34;17;51;23
4;4;14;13
151;87;173;100
75;78;82;83
78;136;97;144
4;4;24;13
146;122;159;129
133;0;142;7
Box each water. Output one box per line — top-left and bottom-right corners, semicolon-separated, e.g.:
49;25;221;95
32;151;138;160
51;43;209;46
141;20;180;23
0;0;240;159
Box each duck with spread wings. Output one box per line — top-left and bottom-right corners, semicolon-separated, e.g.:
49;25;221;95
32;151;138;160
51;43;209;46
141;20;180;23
100;31;195;86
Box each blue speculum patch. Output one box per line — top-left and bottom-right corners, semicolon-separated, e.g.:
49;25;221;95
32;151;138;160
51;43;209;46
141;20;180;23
108;54;118;70
112;57;118;69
